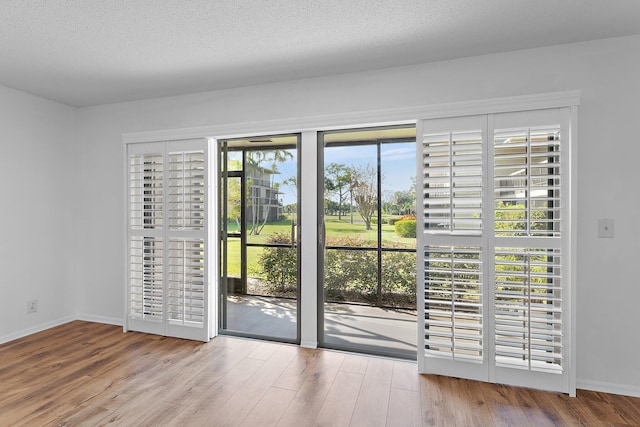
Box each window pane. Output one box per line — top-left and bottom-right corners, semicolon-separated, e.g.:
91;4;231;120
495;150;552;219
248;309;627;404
245;148;297;245
381;142;416;249
324;144;377;248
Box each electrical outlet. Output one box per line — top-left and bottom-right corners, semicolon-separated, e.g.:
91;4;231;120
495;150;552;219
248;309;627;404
598;219;614;238
27;299;37;314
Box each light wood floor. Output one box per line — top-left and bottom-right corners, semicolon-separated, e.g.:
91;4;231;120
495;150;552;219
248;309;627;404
1;321;639;426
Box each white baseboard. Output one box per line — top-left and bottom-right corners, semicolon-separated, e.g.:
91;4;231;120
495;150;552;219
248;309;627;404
577;378;640;398
76;314;123;327
0;315;75;345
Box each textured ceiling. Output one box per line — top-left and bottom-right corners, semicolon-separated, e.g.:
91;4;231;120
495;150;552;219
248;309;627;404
1;0;640;107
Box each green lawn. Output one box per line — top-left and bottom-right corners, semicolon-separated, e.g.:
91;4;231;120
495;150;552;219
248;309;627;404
223;215;416;279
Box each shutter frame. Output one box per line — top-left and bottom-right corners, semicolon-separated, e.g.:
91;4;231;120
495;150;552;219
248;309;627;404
418;107;573;394
126;139;210;342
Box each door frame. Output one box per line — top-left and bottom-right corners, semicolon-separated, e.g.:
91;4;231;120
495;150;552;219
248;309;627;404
316;124;418;360
218;134;302;344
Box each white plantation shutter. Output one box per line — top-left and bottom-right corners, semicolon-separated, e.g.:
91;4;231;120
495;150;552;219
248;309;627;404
126;139;210;342
167;238;205;325
129;236;164;322
494;126;561;236
494;248;562;373
129;152;164;229
424;246;483;361
422;130;483;234
418;115;488;381
418;108;574;394
168;151;205;230
491;109;568;391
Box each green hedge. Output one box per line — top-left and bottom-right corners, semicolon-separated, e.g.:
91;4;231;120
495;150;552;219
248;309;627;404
260;234;416;308
259;233;297;293
394;219;416;238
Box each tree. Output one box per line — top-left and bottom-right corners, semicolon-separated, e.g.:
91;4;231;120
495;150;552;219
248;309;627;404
226;175;242;231
245;150;293;235
351;164;377;230
391;190;414;215
324;163;352;220
224;159;243;231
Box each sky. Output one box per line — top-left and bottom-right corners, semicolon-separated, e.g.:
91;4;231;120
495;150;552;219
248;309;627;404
272;142;416;206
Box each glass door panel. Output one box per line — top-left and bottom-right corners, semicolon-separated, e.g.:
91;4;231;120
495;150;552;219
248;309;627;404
320;126;417;359
220;135;300;343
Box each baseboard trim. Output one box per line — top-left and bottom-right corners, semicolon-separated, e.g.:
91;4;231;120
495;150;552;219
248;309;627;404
577;378;640;398
76;314;123;327
0;315;76;345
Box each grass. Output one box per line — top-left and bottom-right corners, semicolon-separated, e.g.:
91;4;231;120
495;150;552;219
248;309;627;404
223;215;416;279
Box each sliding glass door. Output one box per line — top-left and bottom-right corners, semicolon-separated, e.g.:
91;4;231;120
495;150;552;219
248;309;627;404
219;134;300;343
319;126;417;359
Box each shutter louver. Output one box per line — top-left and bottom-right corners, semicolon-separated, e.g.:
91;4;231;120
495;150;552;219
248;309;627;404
494;127;561;237
168;239;205;326
424;246;483;361
129;236;164;321
423;131;482;234
169;151;205;231
129;153;163;229
494;248;563;373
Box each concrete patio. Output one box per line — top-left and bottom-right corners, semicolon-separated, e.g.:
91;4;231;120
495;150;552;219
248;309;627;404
225;294;417;359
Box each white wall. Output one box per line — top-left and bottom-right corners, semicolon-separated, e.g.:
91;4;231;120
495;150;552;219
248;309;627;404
73;35;640;395
0;85;77;341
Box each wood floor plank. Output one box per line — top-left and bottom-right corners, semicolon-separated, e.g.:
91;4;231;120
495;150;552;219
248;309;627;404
339;353;369;375
277;350;345;427
1;321;640;427
391;360;420;392
350;357;394;427
208;345;298;426
386;388;422;427
272;347;319;391
314;370;364;426
239;386;297;427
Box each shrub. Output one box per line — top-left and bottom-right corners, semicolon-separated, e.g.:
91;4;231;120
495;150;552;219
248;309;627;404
259;232;297;293
387;217;402;225
257;233;416;309
324;248;377;301
395;219;416;238
381;251;416;307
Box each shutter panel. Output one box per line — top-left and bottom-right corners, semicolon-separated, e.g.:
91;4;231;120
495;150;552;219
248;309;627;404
423;130;483;234
168;238;205;326
418;108;573;394
168;151;205;231
424;245;483;362
129;236;164;321
494;127;561;237
129;152;163;230
418;115;488;381
491;110;568;392
494;248;562;373
126;140;210;342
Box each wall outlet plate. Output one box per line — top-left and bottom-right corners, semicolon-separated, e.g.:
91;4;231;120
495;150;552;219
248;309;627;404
27;299;37;314
598;219;614;238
